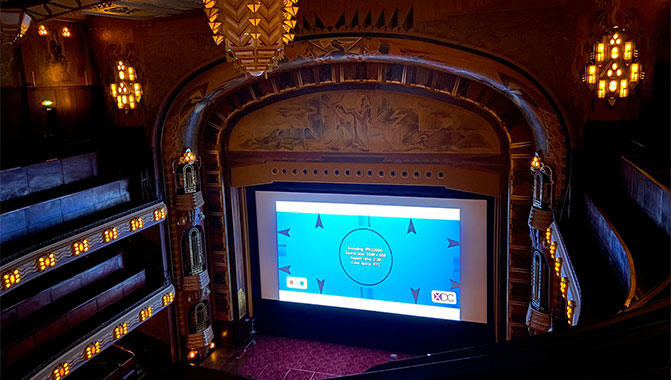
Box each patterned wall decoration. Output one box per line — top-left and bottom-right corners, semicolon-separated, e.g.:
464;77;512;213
296;4;414;33
157;35;571;340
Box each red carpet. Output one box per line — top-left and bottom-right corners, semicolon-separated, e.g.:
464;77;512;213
237;335;410;379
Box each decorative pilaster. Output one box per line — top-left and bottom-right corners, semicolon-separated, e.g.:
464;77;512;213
171;149;215;361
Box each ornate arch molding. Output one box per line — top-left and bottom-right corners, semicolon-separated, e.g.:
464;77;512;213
157;35;570;341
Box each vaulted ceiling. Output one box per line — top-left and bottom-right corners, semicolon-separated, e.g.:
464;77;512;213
1;0;202;21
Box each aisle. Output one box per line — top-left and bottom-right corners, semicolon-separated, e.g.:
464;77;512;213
236;335;409;380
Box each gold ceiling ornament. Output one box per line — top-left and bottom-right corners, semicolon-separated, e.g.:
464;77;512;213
0;9;32;45
109;59;143;113
582;1;644;106
203;0;299;76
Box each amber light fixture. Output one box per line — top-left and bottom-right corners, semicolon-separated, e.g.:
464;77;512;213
72;239;90;256
84;342;101;359
61;27;71;37
162;291;175;306
153;207;167;221
560;277;568;299
567;300;576;325
204;0;300;76
2;269;21;290
110;60;143;112
549;241;557;260
38;24;48;36
584;26;643;106
37;253;57;271
113;323;128;339
52;363;70;380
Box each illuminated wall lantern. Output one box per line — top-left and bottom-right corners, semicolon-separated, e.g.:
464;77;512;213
38;25;48;36
103;227;119;243
52;362;70;380
139;306;153;321
584;26;644;105
37;253;57;271
531;154;542;170
162;291;175;306
549;241;557;260
567;300;576;325
110;59;143;113
72;240;89;256
554;257;563;278
2;269;21;290
153;207;167;221
209;342;216;349
84;341;101;359
61;27;71;37
560;277;568;299
130;217;144;231
113;322;128;339
188;349;198;360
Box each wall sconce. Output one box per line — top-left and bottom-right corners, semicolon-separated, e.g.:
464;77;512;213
37;253;57;271
52;362;70;380
103;228;119;243
38;24;48;36
61;27;71;37
549;241;557;260
567;300;576;325
84;341;101;359
162;291;174;306
139;306;153;321
113;323;128;339
560;277;568;299
110;59;143;113
180;148;196;165
584;26;643;106
130;217;144;231
72;239;89;256
545;228;552;246
554;257;562;278
2;269;21;290
153;207;167;221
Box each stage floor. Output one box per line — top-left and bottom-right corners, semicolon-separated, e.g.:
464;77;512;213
204;335;410;379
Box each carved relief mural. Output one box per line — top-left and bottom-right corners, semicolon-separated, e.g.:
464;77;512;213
229;90;500;154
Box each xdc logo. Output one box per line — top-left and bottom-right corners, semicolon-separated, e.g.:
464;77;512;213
431;290;457;305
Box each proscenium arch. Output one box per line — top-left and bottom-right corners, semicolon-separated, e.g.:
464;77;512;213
156;35;570;341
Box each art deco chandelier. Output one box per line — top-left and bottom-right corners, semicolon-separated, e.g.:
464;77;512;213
202;0;299;76
584;26;642;106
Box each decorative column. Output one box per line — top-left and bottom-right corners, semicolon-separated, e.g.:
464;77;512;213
172;149;215;360
526;153;559;335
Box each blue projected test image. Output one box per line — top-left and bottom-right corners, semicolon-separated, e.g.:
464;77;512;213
275;201;462;320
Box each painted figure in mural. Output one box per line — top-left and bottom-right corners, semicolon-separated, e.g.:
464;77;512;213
326;104;353;151
347;96;372;151
48;34;65;64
